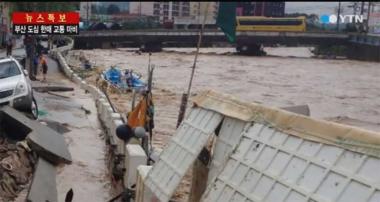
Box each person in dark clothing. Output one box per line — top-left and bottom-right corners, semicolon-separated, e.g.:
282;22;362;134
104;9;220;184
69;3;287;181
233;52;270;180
6;34;13;56
32;55;39;78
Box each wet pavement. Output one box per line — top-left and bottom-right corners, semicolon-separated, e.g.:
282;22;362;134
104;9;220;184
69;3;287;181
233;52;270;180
32;57;110;201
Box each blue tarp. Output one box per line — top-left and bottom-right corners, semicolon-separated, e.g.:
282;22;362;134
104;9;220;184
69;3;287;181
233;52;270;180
103;67;146;90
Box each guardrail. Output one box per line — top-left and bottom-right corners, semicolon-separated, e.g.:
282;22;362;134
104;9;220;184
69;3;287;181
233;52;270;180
77;30;349;38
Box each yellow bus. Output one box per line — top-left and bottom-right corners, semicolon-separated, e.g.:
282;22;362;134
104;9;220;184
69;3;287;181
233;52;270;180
236;16;306;32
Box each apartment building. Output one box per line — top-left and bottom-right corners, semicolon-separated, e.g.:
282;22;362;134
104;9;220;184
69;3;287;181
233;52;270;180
190;2;219;22
0;2;10;46
236;2;285;17
129;2;190;22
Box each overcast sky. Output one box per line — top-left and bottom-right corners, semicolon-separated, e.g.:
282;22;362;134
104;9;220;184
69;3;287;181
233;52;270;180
285;2;358;16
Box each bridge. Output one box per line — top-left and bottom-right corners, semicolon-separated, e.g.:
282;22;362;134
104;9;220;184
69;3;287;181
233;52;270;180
73;30;349;50
72;30;380;61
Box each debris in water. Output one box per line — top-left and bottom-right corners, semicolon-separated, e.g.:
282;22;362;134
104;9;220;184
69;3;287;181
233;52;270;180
80;106;91;115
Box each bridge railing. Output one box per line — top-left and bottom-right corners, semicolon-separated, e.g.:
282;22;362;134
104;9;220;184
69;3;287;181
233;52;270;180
349;34;380;46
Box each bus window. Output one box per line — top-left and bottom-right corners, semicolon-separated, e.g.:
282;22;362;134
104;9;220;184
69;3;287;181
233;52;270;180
238;19;303;26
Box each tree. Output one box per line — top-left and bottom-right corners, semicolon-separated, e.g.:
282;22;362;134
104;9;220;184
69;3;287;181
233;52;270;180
107;4;120;15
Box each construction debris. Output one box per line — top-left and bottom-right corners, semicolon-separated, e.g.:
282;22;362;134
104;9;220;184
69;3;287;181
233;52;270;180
80;106;91;115
47;91;71;99
26;158;57;202
32;86;74;93
0;136;36;201
1;106;72;165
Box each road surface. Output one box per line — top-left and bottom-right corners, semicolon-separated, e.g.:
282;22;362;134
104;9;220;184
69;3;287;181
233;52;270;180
32;57;111;201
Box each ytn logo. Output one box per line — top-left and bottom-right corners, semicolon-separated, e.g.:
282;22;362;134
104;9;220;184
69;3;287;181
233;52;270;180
320;14;364;24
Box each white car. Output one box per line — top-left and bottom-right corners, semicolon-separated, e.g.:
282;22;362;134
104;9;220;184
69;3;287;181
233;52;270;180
0;56;38;119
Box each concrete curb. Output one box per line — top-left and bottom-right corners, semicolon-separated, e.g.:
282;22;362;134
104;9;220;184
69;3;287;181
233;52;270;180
49;38;147;191
49;38;147;189
52;50;124;150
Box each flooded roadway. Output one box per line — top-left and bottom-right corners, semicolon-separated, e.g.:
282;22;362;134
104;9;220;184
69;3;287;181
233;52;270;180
67;47;380;151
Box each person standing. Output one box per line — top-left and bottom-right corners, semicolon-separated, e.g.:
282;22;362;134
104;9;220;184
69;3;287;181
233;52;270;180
6;32;13;56
39;54;48;82
32;54;40;79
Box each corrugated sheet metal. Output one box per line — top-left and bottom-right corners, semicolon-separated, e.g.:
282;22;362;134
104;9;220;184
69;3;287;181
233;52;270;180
208;117;248;184
144;108;223;202
202;123;380;202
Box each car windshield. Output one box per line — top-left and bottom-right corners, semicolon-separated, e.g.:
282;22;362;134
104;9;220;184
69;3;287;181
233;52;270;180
0;61;21;79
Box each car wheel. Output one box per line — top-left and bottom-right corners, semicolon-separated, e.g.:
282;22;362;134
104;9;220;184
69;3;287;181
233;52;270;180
30;97;38;120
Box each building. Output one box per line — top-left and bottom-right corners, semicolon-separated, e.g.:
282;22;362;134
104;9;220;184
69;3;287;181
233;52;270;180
236;2;285;17
172;2;219;29
368;2;380;34
79;2;93;22
190;2;219;22
129;2;190;23
0;2;10;47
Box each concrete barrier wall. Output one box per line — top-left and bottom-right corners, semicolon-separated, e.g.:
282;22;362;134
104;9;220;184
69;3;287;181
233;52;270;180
49;38;147;190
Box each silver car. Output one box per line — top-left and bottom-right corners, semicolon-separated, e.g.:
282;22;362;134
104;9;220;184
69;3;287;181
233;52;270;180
0;56;38;119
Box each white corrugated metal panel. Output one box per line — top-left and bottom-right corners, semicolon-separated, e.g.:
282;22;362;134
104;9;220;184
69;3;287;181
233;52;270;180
202;123;380;202
124;144;147;189
144;108;223;202
135;165;155;202
208;117;248;184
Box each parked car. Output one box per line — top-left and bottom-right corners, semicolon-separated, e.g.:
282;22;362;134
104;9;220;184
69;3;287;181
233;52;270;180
0;57;38;119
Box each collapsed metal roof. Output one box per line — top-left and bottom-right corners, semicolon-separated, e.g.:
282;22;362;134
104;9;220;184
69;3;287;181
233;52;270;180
143;90;380;202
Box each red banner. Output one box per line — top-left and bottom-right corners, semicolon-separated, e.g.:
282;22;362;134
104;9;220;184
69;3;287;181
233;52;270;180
12;12;79;25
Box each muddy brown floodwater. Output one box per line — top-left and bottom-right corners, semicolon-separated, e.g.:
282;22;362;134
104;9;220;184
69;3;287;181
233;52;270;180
67;47;380;200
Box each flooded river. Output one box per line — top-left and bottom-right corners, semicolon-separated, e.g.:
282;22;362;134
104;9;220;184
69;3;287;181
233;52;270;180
68;47;380;150
67;46;380;200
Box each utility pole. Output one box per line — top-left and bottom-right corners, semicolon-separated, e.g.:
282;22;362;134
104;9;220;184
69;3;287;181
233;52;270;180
337;1;341;31
198;2;201;24
139;1;142;16
86;2;89;27
361;1;365;15
366;2;371;32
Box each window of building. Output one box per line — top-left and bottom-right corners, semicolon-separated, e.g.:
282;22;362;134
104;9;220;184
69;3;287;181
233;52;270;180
182;7;189;12
154;4;160;9
172;11;179;16
163;5;169;10
154;10;160;15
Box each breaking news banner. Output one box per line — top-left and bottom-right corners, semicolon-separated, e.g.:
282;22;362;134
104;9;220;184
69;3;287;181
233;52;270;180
12;12;80;35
